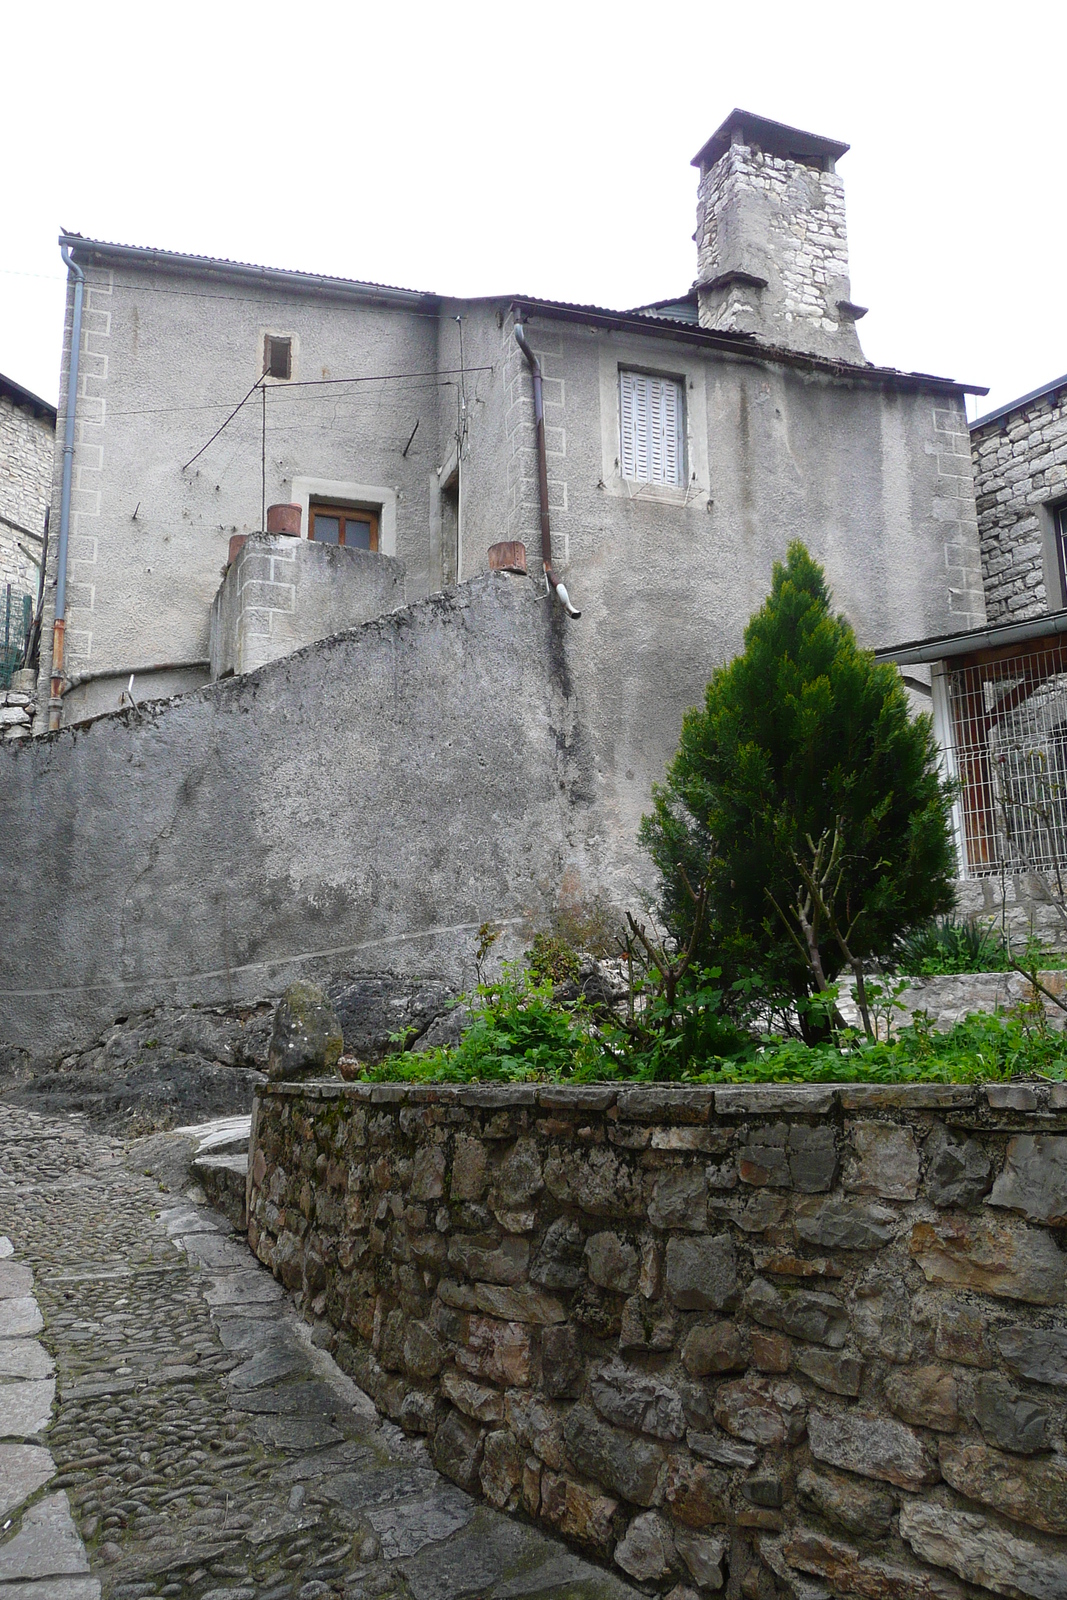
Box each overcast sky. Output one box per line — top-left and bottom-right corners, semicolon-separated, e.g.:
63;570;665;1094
3;1;1064;422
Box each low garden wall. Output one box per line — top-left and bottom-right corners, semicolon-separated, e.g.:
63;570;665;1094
247;1080;1067;1600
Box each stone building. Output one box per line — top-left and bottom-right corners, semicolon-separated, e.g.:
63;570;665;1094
971;373;1067;623
0;110;993;1049
0;370;55;652
871;374;1067;942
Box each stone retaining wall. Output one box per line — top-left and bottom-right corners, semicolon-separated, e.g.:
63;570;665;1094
248;1080;1067;1600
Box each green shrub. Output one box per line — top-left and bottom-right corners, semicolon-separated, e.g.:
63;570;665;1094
639;543;956;1030
895;917;1008;975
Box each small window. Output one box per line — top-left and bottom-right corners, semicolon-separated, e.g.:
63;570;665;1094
264;335;292;380
308;500;379;551
620;369;685;486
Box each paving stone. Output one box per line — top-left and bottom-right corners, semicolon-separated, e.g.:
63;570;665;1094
0;1379;55;1438
0;1342;54;1381
899;1497;1067;1600
0;1300;43;1338
0;1581;101;1600
365;1487;473;1557
807;1408;940;1490
0;1443;54;1520
0;1492;89;1578
203;1272;283;1306
0;1263;35;1300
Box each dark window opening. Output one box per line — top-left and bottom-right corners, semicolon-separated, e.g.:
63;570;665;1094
1055;504;1067;608
441;466;459;586
264;336;292;380
308;500;379;551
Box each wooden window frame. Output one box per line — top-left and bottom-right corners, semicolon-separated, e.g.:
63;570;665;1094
308;500;380;552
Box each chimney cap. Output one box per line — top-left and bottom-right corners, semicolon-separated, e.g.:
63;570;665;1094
691;110;849;173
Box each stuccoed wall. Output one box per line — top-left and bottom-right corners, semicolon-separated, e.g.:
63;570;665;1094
249;1079;1067;1600
37;260;447;723
0;575;591;1055
208;534;406;678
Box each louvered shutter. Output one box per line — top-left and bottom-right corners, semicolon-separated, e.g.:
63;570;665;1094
619;370;684;485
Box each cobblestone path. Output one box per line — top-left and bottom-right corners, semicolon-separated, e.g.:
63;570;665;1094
0;1105;634;1600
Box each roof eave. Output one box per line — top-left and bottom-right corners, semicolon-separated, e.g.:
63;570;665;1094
59;234;440;312
510;298;987;397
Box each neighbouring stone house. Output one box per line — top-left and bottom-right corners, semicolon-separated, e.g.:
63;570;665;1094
1;110;993;1051
0;370;55;663
872;376;1067;944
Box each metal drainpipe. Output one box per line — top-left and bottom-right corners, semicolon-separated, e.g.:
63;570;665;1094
49;243;86;731
514;320;580;618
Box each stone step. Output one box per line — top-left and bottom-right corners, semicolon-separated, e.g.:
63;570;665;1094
191;1151;248;1230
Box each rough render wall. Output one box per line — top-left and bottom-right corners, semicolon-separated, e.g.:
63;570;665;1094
461;315;985;896
971;387;1067;623
0;391;53;602
249;1077;1067;1600
37;266;443;722
209;534;406;678
0;575;595;1055
695;146;859;360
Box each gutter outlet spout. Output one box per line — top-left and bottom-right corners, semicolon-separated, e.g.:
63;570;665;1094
514;320;580;618
50;243;86;731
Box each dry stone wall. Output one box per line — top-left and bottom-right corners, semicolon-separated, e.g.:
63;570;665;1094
248;1080;1067;1600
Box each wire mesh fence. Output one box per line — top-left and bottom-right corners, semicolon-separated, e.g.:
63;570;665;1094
945;638;1067;883
0;585;32;691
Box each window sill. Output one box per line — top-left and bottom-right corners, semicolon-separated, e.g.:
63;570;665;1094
606;475;707;508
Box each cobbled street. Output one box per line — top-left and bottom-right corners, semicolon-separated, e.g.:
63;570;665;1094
0;1104;634;1600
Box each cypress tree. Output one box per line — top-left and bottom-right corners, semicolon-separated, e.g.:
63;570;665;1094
639;542;956;1020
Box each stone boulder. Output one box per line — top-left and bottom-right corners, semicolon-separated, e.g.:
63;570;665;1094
266;983;343;1081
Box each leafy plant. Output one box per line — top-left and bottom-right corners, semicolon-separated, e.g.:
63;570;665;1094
895;917;1008;976
526;932;581;987
639;543;957;1037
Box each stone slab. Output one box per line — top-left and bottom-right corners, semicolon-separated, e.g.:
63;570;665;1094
0;1444;54;1520
0;1583;100;1600
0;1492;89;1578
0;1380;55;1438
0;1265;34;1301
203;1272;283;1306
0;1344;53;1381
0;1302;43;1339
366;1487;474;1558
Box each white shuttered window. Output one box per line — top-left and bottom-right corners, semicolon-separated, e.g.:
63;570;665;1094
619;369;685;486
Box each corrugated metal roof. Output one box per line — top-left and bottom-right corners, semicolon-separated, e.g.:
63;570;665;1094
970;372;1067;432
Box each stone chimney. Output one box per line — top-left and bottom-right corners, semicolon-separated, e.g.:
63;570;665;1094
692;110;867;364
